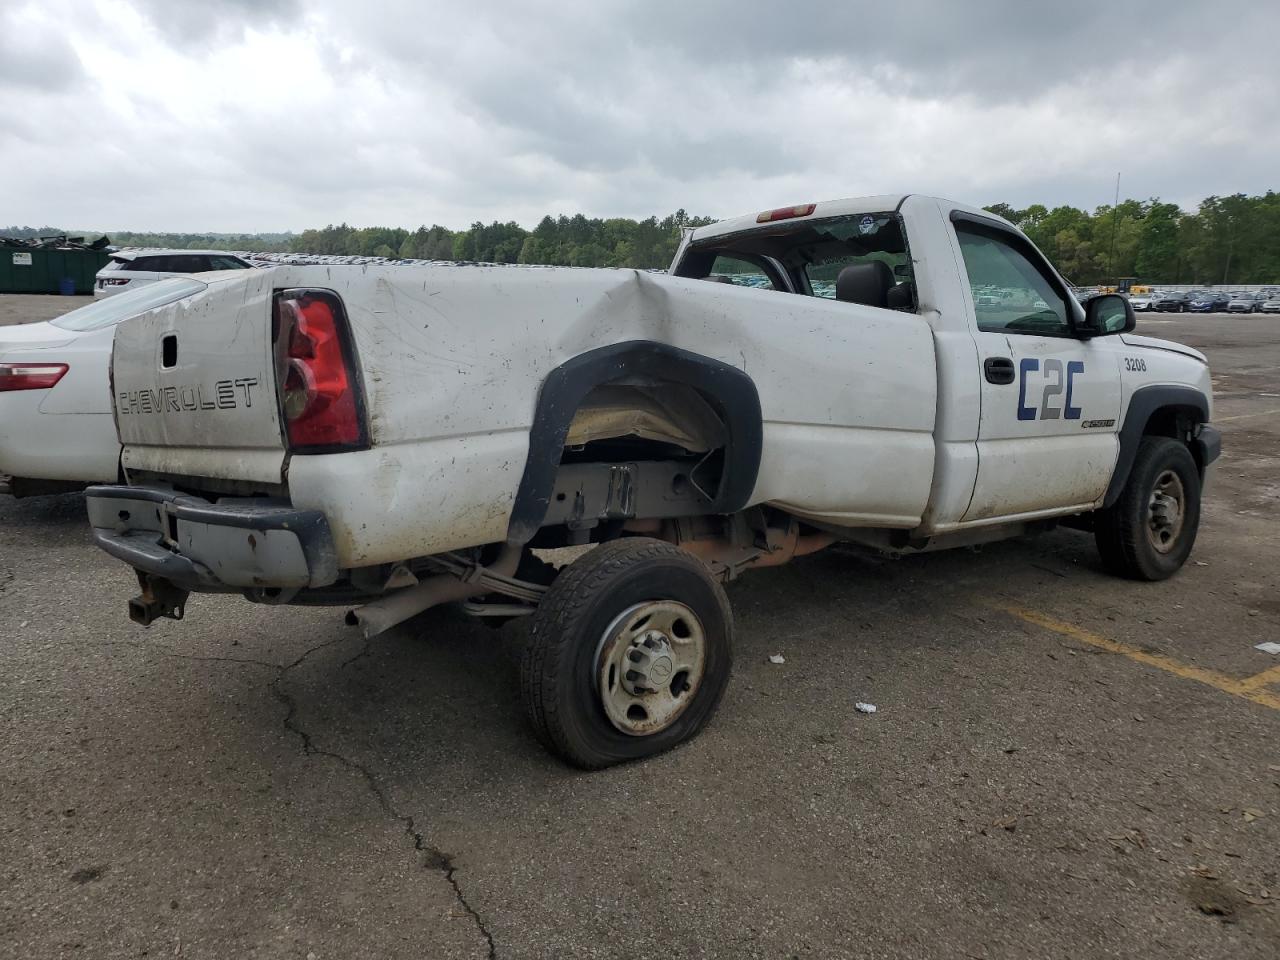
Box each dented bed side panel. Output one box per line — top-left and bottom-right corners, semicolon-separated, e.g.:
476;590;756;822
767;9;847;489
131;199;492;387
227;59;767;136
111;263;938;568
259;264;937;566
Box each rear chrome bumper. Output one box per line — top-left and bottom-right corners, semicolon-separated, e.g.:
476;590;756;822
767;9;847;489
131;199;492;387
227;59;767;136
86;484;339;592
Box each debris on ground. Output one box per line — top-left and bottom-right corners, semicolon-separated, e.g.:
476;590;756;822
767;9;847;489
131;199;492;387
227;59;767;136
768;654;786;664
1254;642;1280;655
855;702;877;714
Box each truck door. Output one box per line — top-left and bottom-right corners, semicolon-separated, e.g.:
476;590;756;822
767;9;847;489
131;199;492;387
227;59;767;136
951;214;1121;522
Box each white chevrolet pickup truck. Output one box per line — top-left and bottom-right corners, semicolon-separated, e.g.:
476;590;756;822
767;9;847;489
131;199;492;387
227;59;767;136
86;195;1220;768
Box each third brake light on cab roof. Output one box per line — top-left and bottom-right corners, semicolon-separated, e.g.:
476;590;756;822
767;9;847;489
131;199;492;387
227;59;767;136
756;203;817;223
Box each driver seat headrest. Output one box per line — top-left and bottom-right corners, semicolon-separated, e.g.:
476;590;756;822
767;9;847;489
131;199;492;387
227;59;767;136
835;261;894;308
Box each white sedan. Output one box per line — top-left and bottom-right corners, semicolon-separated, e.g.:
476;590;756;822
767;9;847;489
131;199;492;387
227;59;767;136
95;249;254;297
0;279;209;497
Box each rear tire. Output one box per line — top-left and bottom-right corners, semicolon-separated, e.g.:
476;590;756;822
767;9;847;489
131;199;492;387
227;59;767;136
1094;437;1201;581
520;538;733;769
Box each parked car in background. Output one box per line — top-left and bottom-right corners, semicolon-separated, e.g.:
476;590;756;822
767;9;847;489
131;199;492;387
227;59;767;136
1227;292;1259;313
1153;291;1188;312
1188;292;1221;313
1129;293;1155;311
0;279;209;497
94;250;254;297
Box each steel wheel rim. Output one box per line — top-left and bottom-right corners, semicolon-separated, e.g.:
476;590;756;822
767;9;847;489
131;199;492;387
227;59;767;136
1146;469;1186;554
595;601;707;737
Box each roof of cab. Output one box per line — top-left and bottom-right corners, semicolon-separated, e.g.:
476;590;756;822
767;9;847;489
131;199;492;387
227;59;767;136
689;194;1018;244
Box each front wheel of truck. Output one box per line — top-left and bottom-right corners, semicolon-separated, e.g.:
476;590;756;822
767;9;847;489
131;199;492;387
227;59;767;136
520;538;733;769
1094;436;1202;581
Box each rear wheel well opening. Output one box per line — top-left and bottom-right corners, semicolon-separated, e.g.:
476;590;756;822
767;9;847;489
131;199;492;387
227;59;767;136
507;341;764;545
532;380;733;549
562;379;730;481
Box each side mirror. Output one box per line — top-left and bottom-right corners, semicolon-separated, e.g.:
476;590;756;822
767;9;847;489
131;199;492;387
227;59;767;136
1079;293;1135;337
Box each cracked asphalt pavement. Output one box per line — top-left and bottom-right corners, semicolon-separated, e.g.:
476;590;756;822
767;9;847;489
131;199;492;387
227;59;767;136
2;300;1278;958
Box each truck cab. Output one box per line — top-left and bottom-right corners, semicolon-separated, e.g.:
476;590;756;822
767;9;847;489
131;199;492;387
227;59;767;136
668;195;1216;541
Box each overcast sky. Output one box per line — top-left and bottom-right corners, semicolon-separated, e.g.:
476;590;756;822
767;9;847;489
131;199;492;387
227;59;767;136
2;0;1276;232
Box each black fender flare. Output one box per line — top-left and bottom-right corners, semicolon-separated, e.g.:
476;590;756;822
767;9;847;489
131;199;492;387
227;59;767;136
1103;384;1212;508
506;341;763;543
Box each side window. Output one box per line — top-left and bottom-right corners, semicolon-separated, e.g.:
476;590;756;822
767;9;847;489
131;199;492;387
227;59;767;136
956;224;1070;336
168;256;211;273
707;255;776;290
126;256;160;272
208;255;248;270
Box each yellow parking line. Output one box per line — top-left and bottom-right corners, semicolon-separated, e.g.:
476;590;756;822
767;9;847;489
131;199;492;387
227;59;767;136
1216;407;1280;422
1239;664;1280;692
995;604;1280;711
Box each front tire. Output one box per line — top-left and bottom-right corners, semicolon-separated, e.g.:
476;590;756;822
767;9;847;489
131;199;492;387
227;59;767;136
1094;437;1201;580
520;538;733;769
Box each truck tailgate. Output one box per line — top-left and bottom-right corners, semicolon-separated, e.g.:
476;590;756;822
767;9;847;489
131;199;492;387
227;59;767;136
112;271;286;484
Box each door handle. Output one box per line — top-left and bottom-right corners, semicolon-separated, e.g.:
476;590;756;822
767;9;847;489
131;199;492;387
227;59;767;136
984;356;1015;385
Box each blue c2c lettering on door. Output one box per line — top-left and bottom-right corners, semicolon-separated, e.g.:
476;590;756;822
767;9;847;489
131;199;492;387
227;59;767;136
1017;358;1084;421
1017;358;1039;421
1064;360;1084;419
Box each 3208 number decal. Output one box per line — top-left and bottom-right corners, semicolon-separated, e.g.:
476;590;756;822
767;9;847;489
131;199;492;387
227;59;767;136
1124;357;1147;372
1017;358;1084;421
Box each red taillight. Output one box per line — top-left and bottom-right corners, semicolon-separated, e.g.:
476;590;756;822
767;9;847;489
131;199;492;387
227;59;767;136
756;203;816;223
273;290;365;451
0;362;69;392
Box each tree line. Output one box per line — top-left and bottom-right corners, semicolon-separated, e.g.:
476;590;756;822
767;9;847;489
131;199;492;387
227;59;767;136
2;212;716;270
289;210;717;269
983;192;1280;286
6;190;1277;282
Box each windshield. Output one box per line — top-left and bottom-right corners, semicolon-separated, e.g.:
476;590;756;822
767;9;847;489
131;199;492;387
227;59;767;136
50;278;208;331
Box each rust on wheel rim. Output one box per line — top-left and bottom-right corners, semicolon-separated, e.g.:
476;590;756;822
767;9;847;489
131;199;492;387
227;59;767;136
1147;469;1186;554
594;601;707;737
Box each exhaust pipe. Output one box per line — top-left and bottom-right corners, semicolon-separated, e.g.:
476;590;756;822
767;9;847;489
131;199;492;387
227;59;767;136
345;544;522;639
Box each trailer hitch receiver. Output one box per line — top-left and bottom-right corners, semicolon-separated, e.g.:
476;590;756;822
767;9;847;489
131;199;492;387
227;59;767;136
128;571;190;627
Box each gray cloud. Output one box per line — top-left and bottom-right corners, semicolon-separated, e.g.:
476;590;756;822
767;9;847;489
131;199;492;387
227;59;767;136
127;0;303;47
0;5;86;92
0;0;1275;232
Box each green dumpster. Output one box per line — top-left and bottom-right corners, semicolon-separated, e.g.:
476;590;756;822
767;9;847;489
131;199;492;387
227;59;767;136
0;244;112;295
